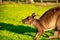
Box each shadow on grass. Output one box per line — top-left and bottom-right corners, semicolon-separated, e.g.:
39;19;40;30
0;23;36;37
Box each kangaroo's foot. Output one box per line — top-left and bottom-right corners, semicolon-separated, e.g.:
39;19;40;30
49;31;58;38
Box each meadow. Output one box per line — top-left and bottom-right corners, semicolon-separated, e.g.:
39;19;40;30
0;3;58;40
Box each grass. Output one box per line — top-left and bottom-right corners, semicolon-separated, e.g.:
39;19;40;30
0;3;58;40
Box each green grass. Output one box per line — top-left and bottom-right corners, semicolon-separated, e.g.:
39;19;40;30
0;4;58;40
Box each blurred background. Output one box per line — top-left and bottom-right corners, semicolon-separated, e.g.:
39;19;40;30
0;0;60;4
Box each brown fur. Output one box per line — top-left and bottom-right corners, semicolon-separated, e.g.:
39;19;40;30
22;6;60;40
57;16;60;40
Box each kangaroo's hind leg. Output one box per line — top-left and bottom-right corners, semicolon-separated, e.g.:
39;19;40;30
49;28;58;39
57;16;60;40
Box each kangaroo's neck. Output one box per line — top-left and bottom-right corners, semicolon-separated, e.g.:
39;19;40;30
31;20;44;31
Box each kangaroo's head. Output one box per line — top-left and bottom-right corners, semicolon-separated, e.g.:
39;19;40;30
22;13;37;25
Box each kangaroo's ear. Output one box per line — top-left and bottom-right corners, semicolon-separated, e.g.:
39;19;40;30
31;13;39;19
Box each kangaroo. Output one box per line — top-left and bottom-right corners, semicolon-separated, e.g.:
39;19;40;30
22;6;60;40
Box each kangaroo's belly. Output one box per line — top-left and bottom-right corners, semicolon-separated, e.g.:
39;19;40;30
44;26;55;31
44;21;56;31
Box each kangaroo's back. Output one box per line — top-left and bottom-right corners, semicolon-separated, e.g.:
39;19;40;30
40;6;60;19
39;6;60;30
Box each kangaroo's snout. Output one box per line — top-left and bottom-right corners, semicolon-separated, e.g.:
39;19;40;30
22;19;25;23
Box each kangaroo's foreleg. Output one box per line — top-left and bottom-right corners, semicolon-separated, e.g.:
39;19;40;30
34;31;44;40
34;23;44;40
34;28;44;40
34;32;40;40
